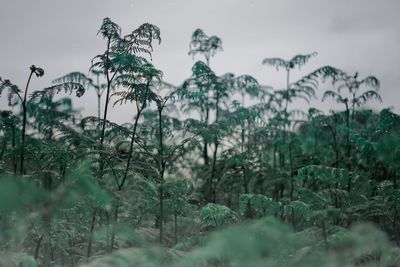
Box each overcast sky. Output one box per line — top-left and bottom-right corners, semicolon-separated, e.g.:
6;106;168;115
1;0;399;124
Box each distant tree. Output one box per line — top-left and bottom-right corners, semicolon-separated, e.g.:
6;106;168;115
189;28;223;66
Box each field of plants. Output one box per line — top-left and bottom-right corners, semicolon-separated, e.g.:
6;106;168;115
0;17;400;267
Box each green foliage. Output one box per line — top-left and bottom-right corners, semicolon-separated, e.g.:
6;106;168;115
239;194;281;217
189;29;222;64
0;175;46;214
1;17;400;267
200;203;239;230
262;52;317;70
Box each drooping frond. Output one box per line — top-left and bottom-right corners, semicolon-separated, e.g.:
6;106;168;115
298;188;328;210
289;52;317;68
52;72;94;89
322;90;345;103
297;165;350;186
356;90;382;105
98;17;121;40
262;52;317;70
123;23;161;58
200;203;239;229
239;194;281;217
288;79;316;102
0;77;23;106
80;116;131;138
284;200;312;221
178;61;217;100
188;28;223;60
303;65;347;84
361;75;380;90
261;57;287;70
235;75;260;98
30;82;85;101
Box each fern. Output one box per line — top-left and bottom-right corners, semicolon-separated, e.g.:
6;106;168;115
200;203;239;230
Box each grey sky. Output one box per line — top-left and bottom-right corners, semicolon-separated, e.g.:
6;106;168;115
1;0;399;124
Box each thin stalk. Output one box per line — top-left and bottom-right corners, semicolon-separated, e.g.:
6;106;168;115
202;55;210;166
96;74;101;119
97;94;101;119
99;37;112;146
34;234;43;261
203;105;210;166
284;68;290;118
11;121;17;175
20;70;34;175
0;133;6;161
42;214;52;267
158;107;165;244
210;143;219;203
241;123;249;194
351;92;356;121
119;83;150;190
159;181;164;244
394;169;399;245
273;143;279;201
209;88;220;203
345;102;352;192
321;220;328;250
174;212;178;245
86;208;96;259
289;141;296;228
110;201;119;252
203;137;209;166
289;142;294;201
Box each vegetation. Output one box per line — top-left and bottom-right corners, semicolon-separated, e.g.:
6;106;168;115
1;17;399;267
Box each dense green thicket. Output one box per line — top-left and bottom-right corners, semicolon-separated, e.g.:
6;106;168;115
1;18;399;267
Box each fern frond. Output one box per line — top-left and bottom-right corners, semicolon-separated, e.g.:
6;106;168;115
52;72;94;89
261;57;287;70
289;52;317;68
356;90;382;105
98;17;121;40
200;203;239;229
284;200;312;221
30;82;85;102
0;78;23;106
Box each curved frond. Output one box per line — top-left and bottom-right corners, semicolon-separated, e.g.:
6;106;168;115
98;17;121;40
124;23;161;58
362;76;380;90
30;82;85;102
322;90;343;103
261;57;287;70
289;52;317;68
356;90;382;105
189;28;223;60
304;65;347;83
235;75;260;98
0;78;22;106
52;72;94;89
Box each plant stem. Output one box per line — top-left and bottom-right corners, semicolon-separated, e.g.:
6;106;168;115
289;142;294;202
119;83;150;190
158;107;165;245
174;212;178;245
100;38;111;146
20;70;34;175
0;133;6;161
86;208;96;259
96;74;101;119
110;201;119;252
393;169;399;245
11;120;17;175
